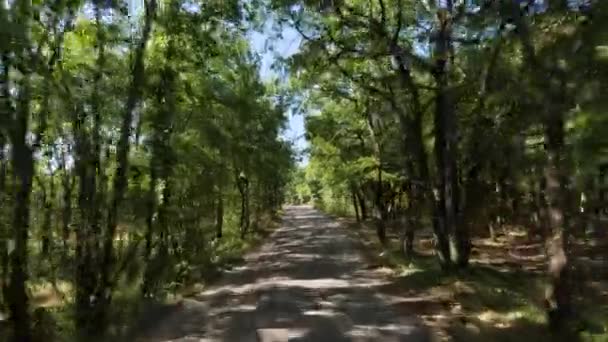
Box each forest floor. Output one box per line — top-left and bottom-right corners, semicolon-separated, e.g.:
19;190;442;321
341;216;608;342
132;205;435;341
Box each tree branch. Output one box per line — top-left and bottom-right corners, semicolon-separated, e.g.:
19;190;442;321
377;0;387;26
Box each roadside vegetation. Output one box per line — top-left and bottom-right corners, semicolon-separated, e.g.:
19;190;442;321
281;0;608;340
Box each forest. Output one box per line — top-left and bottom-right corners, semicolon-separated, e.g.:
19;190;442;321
282;0;608;340
1;0;607;341
1;0;293;340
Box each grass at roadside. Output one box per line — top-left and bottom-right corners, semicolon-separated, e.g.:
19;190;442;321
335;215;608;342
2;212;285;341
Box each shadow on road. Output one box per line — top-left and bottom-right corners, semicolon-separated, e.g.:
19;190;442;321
134;206;432;342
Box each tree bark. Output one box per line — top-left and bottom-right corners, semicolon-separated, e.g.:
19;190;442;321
9;64;34;342
0;35;11;321
544;108;571;330
215;189;224;239
432;9;469;269
375;167;387;245
141;162;157;297
97;0;156;332
357;190;367;220
512;8;574;329
237;172;250;239
73;103;98;338
0;136;7;309
388;43;452;267
351;186;360;222
60;150;73;253
40;171;54;256
142;6;177;296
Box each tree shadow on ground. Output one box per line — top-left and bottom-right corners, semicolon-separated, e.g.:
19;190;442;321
345;216;608;342
132;206;434;341
131;207;608;342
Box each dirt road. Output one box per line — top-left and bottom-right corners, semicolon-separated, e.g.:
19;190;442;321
135;205;433;342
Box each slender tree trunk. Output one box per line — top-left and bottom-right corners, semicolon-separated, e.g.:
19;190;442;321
365;107;387;245
215;189;224;239
0;33;11;320
0;136;7;308
403;228;415;259
142;3;179;295
599;165;607;218
73;106;98;338
400;178;416;259
0;139;5;194
544;108;571;330
357;191;367;220
512;8;576;329
141;162;157;297
239;183;246;237
351;186;360;222
237;173;250;239
40;172;54;255
532;177;548;240
74;4;108;335
252;180;261;231
375;168;387;245
156;15;178;245
97;0;156;331
245;184;250;234
157;178;172;252
401;200;415;259
60;154;73;253
144;169;157;260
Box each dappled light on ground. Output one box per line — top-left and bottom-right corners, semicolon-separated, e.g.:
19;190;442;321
341;217;608;342
134;206;432;341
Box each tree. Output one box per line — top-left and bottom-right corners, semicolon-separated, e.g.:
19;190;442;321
0;0;295;339
272;0;608;331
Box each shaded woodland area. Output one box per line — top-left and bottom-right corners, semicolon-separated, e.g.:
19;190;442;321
282;0;608;340
0;0;293;340
1;0;608;341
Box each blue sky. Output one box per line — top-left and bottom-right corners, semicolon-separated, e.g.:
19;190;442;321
126;0;308;163
248;24;308;164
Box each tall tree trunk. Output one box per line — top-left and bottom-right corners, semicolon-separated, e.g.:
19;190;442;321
389;46;452;267
60;149;73;253
9;64;34;342
97;0;156;332
0;136;7;309
0;27;11;319
544;108;571;330
432;8;469;269
513;8;575;329
92;4;106;254
365;106;387;245
142;25;177;294
73;103;98;338
74;3;109;334
141;162;157;297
